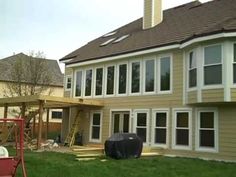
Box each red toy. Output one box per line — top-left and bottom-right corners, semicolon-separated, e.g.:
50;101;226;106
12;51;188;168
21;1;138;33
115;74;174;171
0;118;27;177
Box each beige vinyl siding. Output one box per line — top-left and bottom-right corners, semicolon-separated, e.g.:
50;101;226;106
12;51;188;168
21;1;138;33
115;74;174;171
187;90;197;104
202;89;224;103
64;68;73;98
143;0;153;29
231;88;236;101
64;91;71;98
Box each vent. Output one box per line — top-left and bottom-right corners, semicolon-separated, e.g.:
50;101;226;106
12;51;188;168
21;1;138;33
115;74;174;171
103;31;117;37
100;38;116;46
112;34;130;44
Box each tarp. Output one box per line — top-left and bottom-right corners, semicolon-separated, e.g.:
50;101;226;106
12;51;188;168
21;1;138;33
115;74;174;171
105;133;143;159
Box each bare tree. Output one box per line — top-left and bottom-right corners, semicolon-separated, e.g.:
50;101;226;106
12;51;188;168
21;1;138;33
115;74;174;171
3;51;53;97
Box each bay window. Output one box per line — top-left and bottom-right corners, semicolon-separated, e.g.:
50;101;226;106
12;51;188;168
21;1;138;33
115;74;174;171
233;44;236;83
160;57;171;91
118;64;127;94
106;66;115;95
188;51;197;88
84;69;93;97
95;67;103;96
75;71;82;97
204;44;222;85
144;60;155;93
131;61;140;94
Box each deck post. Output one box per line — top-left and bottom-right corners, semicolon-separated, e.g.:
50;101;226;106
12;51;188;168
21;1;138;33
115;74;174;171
45;108;49;140
37;100;44;149
4;104;8;118
21;102;26;118
32;115;36;138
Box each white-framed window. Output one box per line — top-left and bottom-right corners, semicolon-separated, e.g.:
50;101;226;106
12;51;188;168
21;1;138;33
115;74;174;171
117;63;128;95
74;70;83;97
84;68;93;97
51;111;62;119
133;109;149;144
90;111;102;143
152;109;169;148
172;109;192;150
130;60;141;95
65;75;72;90
233;43;236;84
105;65;115;96
196;109;218;152
204;44;222;86
188;51;197;88
158;56;172;93
144;59;155;94
94;67;104;97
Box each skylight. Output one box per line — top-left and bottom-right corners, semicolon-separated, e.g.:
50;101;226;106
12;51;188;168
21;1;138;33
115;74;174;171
112;34;130;43
100;38;116;46
103;31;117;37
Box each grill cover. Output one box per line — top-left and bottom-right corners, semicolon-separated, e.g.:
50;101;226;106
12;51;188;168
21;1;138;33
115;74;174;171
105;133;143;159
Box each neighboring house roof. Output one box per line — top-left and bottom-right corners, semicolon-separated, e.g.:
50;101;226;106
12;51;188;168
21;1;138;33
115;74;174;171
0;53;63;87
61;0;236;64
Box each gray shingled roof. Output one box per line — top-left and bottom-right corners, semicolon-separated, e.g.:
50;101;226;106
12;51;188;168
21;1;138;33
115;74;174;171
0;53;63;87
61;0;236;64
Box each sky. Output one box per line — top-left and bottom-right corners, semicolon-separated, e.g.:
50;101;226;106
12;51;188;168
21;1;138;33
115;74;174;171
0;0;211;73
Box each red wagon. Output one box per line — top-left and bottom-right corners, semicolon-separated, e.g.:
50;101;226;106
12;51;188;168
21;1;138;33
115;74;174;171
0;118;27;177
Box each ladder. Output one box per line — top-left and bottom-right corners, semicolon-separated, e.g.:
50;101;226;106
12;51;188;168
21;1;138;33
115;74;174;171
64;110;82;147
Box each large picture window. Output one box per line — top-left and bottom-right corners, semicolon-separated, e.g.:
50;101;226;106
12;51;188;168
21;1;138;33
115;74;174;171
197;110;218;151
118;64;127;94
188;51;197;88
95;68;103;96
145;60;155;92
233;44;236;84
173;110;191;149
153;110;168;147
131;61;140;94
85;69;93;96
106;66;115;95
90;112;102;142
75;71;82;97
204;44;222;85
160;57;171;91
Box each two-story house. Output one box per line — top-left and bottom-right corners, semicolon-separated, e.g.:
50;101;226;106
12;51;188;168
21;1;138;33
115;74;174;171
60;0;236;162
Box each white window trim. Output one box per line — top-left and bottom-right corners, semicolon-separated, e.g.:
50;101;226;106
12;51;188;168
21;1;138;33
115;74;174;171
129;59;142;96
104;64;116;97
172;108;192;150
109;109;132;137
116;62;129;96
157;54;173;94
233;42;236;85
195;108;218;153
65;75;72;91
89;111;103;143
143;57;156;95
83;68;94;98
133;109;150;146
94;66;104;98
73;69;83;98
203;43;223;88
187;50;197;91
151;108;169;148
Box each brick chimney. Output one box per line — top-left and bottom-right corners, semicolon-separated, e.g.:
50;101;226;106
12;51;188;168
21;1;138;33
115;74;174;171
143;0;162;29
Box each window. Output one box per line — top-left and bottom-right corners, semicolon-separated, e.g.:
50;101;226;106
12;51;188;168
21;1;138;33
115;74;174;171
84;69;93;97
65;76;72;90
197;110;218;152
173;110;191;149
145;60;155;92
90;112;102;142
204;45;222;85
131;61;140;94
118;64;127;94
100;38;116;46
233;44;236;83
188;51;197;88
160;57;171;91
75;71;82;97
113;34;130;43
134;110;149;143
106;66;115;95
95;68;103;96
51;111;62;119
153;110;168;147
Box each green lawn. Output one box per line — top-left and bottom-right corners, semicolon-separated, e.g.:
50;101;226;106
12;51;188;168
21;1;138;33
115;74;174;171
14;150;236;177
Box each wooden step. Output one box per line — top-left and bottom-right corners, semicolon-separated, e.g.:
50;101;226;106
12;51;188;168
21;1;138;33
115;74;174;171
75;157;96;161
76;154;103;158
141;152;159;157
72;147;104;152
